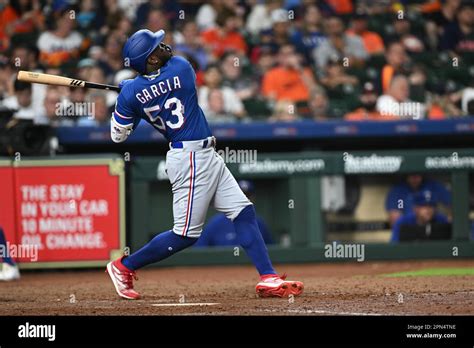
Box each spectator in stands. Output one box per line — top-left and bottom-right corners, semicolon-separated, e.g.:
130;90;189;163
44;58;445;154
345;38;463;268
345;81;393;121
269;99;300;122
9;44;46;114
347;13;385;56
376;75;425;119
246;0;283;37
78;91;110;126
0;0;44;52
198;64;245;120
313;16;368;72
174;21;208;71
220;52;257;103
386;174;451;226
201;8;247;59
390;191;450;242
356;0;391;15
425;0;461;49
307;88;335;120
386;15;425;53
0;2;17;52
262;43;316;104
290;4;326;63
37;8;87;68
67;86;88;118
259;8;293;53
320;58;359;92
196;0;241;30
0;226;20;281
135;0;180;28
440;2;474;58
41;87;65;126
99;0;128;38
10;43;41;71
255;48;276;78
76;0;103;34
380;42;410;93
1;79;34;120
143;9;170;34
97;33;124;79
0;56;13;101
461;78;474;115
326;0;354;15
205;88;236;123
195;180;274;247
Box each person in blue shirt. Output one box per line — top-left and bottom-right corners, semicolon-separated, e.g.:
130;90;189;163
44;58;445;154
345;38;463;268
391;191;450;242
385;174;451;226
195;180;274;247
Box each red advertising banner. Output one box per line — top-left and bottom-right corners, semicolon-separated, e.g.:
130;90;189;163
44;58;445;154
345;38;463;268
11;159;125;266
0;163;17;250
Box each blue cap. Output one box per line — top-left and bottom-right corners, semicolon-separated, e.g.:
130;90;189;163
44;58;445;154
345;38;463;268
413;191;437;207
238;180;255;194
122;29;165;74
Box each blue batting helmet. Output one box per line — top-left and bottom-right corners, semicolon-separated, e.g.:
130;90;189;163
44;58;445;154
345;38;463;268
122;29;165;74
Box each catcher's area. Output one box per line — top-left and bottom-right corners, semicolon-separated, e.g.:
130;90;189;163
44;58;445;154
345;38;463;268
0;259;472;316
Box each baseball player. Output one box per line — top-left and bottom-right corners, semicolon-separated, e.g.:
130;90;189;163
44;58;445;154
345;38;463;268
106;29;303;299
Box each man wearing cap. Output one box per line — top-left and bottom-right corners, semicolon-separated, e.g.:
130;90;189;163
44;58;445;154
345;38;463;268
196;180;274;247
390;190;450;242
345;81;400;120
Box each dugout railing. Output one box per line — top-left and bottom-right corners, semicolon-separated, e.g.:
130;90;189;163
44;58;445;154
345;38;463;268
129;148;474;266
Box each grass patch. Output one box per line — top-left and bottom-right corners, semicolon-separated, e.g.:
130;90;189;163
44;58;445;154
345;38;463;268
382;267;474;277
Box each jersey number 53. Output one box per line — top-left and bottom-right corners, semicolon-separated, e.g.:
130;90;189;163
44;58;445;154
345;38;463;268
144;97;184;131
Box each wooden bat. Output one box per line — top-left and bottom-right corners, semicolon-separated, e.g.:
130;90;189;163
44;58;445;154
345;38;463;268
17;70;121;92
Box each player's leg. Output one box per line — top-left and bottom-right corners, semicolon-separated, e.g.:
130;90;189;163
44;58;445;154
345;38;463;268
121;150;213;270
213;158;303;297
107;149;217;299
212;157;276;276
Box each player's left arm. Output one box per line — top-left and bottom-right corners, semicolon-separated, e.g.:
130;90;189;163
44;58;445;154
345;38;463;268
111;80;139;143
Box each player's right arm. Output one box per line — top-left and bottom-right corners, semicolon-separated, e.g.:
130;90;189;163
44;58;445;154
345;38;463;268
111;80;139;143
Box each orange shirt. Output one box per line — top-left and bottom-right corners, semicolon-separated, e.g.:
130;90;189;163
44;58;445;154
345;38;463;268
381;65;395;93
345;108;399;121
262;67;314;102
347;30;385;55
326;0;353;14
201;29;247;58
0;6;18;51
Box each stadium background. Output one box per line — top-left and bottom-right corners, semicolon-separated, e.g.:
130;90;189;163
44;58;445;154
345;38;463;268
0;0;473;316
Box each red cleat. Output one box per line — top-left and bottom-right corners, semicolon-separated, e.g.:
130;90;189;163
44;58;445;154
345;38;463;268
255;274;304;298
106;257;141;300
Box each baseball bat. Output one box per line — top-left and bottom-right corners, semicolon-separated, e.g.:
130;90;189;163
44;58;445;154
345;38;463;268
17;70;121;92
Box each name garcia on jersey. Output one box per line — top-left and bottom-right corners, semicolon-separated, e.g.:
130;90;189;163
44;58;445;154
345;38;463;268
136;76;182;104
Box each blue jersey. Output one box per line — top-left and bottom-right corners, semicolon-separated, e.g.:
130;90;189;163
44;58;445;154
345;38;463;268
385;179;451;215
195;213;274;247
113;56;212;142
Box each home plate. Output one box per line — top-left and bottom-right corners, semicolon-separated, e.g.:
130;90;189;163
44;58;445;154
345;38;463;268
151;303;220;307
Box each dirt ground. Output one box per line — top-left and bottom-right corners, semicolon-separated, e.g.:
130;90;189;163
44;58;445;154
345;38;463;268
0;259;473;316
